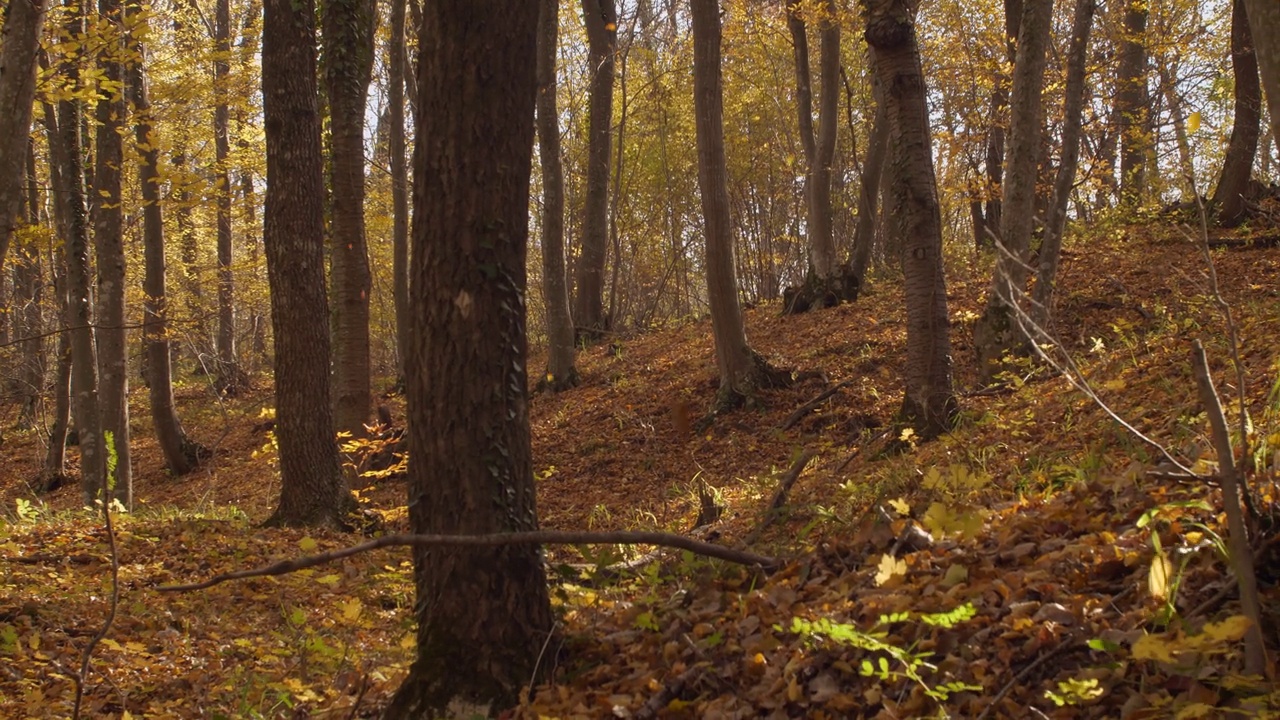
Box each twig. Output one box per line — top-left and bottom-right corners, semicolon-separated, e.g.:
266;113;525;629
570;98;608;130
1191;341;1267;676
976;633;1085;720
780;380;852;430
158;530;782;592
72;496;122;719
745;448;818;545
634;665;707;720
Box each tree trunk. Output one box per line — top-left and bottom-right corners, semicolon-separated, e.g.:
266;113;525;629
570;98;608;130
324;0;376;435
1033;0;1095;328
94;0;132;508
0;0;48;273
809;0;840;279
863;0;957;438
974;0;1053;382
262;0;349;528
572;0;616;339
537;0;579;391
850;56;887;285
13;142;45;431
1211;0;1260;227
53;0;106;503
389;0;409;381
1116;0;1149;206
213;0;243;392
1243;0;1280;155
128;2;203;476
381;2;553;716
39;102;73;488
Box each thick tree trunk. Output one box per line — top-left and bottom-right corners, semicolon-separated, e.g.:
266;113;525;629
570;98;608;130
1244;0;1280;153
863;0;957;438
324;0;376;435
974;0;1053;382
53;0;106;503
0;0;48;273
389;0;409;380
1033;0;1095;328
381;2;553;716
128;4;203;476
1211;0;1260;226
572;0;616;339
262;0;349;528
537;0;579;391
1116;0;1149;206
213;0;243;392
94;0;132;508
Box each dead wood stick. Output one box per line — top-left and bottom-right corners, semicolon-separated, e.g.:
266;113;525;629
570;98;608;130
745;449;818;545
1191;340;1267;676
976;633;1085;720
780;380;853;430
157;530;782;592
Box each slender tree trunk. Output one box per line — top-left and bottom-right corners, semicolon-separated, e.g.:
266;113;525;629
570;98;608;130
128;2;203;476
1116;0;1149;206
53;0;106;503
850;57;887;285
537;0;578;391
1033;0;1095;328
262;0;349;528
809;0;840;278
213;0;243;392
94;0;132;508
0;0;48;273
381;2;552;716
389;0;409;381
691;0;783;411
1243;0;1280;155
40;102;73;487
572;0;616;339
324;0;377;435
974;0;1053;383
14;141;45;431
786;0;816;260
863;0;957;438
1211;0;1260;227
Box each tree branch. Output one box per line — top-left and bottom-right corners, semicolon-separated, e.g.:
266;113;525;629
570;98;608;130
157;530;782;592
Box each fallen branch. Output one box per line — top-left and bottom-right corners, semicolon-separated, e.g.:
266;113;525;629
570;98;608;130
780;380;852;430
745;448;818;545
977;633;1085;720
158;530;782;592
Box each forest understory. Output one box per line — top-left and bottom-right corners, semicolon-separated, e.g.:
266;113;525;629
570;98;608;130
3;214;1280;719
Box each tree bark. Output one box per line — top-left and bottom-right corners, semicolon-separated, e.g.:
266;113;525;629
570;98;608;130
0;0;48;273
850;56;887;285
94;0;132;508
572;0;617;339
39;102;73;487
1244;0;1280;154
389;0;409;381
381;1;553;716
537;0;579;391
262;0;349;528
128;2;203;476
324;0;377;435
809;0;840;279
1116;0;1149;206
14;140;45;431
863;0;957;438
974;0;1053;382
691;0;787;412
1210;0;1260;227
1033;0;1095;328
213;0;242;392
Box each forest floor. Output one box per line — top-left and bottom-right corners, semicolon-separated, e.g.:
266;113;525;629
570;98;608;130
3;213;1280;719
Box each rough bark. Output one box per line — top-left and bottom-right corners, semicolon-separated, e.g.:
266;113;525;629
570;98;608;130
572;0;616;339
1210;0;1260;227
324;0;377;434
14;141;45;430
94;0;132;508
213;0;243;392
39;102;73;488
810;0;840;279
389;0;409;380
1116;0;1149;206
850;56;887;285
974;0;1053;382
863;0;957;438
381;2;553;716
128;4;203;476
537;0;579;391
261;0;349;528
53;0;106;503
692;0;786;412
1244;0;1280;153
0;0;48;273
1032;0;1095;327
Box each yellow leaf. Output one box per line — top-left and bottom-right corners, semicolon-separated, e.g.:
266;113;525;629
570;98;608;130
299;536;318;552
316;573;341;586
874;553;907;587
400;633;416;650
1148;551;1172;600
341;598;363;622
1132;633;1176;662
887;498;910;516
1202;615;1251;643
1175;702;1216;719
1102;379;1127;392
1187;111;1201;133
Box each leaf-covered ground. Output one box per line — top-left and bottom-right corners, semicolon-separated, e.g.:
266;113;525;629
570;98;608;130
2;220;1280;719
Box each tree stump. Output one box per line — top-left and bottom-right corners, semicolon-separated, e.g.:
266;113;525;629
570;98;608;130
782;262;860;315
